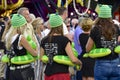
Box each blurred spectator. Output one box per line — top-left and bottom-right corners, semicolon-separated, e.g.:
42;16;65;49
74;17;84;80
30;13;36;23
64;18;74;41
17;7;39;45
42;20;51;37
32;17;44;40
0;18;6;80
79;18;95;80
57;7;73;41
0;18;6;40
71;18;79;30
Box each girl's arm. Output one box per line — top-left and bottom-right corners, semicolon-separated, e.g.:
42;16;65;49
86;37;94;52
65;42;82;66
20;36;38;56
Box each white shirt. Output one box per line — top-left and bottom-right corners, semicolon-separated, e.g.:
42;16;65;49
63;22;69;35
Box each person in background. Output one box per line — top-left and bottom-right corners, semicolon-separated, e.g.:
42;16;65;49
17;7;33;23
74;17;84;80
5;14;38;80
29;13;36;23
86;5;120;80
64;17;76;80
0;18;5;40
17;7;38;44
42;20;51;37
32;17;44;40
73;17;84;57
64;17;74;41
79;18;95;80
71;18;79;31
31;16;45;80
1;17;11;80
40;14;82;80
64;18;71;32
0;17;9;80
113;19;120;27
57;6;73;41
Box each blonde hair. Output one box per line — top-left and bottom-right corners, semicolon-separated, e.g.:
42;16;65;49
32;17;43;28
32;17;44;34
5;25;26;50
80;18;93;32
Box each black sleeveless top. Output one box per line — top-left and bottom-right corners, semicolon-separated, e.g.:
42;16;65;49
12;35;26;56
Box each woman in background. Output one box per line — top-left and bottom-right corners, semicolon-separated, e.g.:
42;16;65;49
79;18;95;80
